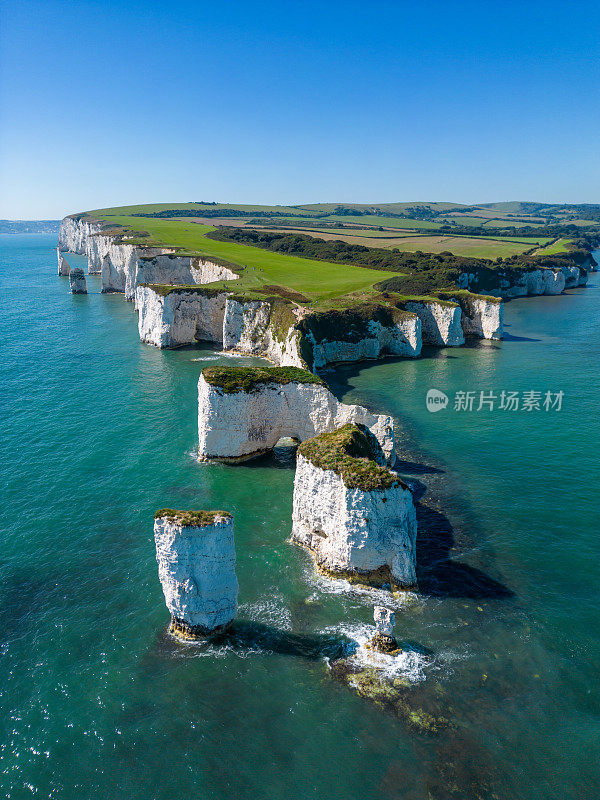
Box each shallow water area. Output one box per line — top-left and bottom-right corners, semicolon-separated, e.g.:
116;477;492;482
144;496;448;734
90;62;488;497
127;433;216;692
0;234;598;799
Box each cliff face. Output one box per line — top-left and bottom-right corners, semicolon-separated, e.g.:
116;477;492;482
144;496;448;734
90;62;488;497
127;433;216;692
404;300;464;347
458;266;570;298
297;306;422;371
135;286;229;348
461;297;504;340
291;452;417;590
154;511;238;637
58;215;104;256
222;297;305;367
197;373;396;464
69;268;87;294
134;287;306;365
59;215;236;299
57;248;71;277
434;292;504;340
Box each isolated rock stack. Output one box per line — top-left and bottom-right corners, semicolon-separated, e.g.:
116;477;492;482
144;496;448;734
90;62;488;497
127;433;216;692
153;509;238;639
369;606;400;654
69;267;87;294
291;423;417;590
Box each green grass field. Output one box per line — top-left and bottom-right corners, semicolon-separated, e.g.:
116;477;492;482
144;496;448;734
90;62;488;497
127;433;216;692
253;225;548;258
372;235;542;258
321;214;439;229
94;214;397;301
534;238;573;255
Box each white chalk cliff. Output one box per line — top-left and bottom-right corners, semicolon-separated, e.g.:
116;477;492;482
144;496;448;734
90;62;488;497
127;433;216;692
291;425;417;589
57;248;71;276
461;296;504;340
197;368;396;464
59;215;236;298
154;510;238;637
457;266;569;298
404;300;464;347
135;286;229;348
135;285;305;365
304;313;422;370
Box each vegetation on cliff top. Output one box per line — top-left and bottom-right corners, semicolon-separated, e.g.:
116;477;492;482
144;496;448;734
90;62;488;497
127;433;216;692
140;283;229;297
298;423;404;492
71;205;597;315
154;509;232;527
202;366;325;394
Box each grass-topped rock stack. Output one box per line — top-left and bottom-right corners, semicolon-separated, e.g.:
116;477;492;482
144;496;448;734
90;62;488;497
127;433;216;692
291;423;417;590
197;366;396;463
153;508;238;639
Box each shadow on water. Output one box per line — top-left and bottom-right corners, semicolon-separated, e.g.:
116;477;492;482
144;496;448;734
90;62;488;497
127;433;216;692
235;442;299;470
151;619;354;662
415;502;513;600
501;332;541;342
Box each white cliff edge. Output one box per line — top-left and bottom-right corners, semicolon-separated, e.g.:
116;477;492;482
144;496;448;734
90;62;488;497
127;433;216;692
291;424;417;590
198;368;396;464
154;510;238;639
57;248;71;276
404;300;465;346
135;285;305;365
58;215;237;298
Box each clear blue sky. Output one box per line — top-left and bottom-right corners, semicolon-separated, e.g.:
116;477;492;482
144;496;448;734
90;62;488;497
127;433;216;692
1;0;599;218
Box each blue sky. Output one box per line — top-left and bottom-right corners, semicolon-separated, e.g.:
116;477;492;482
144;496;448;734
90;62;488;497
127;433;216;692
1;0;599;218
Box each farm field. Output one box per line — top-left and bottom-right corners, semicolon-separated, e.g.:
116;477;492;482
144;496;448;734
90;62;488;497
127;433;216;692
370;235;543;258
319;214;438;229
535;238;573;255
93;214;398;300
252;225;548;258
90;202;600;237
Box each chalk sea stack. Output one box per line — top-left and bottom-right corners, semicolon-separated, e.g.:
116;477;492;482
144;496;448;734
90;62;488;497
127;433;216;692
69;267;87;294
153;509;238;639
197;366;396;464
369;606;401;654
291;423;417;590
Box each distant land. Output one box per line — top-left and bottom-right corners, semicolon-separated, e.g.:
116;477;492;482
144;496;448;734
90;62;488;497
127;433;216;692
1;220;60;234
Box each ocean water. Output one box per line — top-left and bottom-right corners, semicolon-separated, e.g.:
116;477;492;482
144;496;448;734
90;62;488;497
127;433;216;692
0;234;598;799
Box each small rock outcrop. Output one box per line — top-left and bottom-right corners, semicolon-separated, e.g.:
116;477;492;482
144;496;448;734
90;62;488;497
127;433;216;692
57;248;71;276
69;267;87;294
291;423;417;589
153;508;238;639
368;607;401;654
198;367;396;464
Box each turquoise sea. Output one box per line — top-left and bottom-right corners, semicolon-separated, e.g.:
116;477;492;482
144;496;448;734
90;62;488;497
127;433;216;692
1;234;599;799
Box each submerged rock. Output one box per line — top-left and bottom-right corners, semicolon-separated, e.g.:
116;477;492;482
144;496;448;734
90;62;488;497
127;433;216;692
291;423;417;589
330;661;451;734
197;366;396;464
153;508;238;639
69;267;87;294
